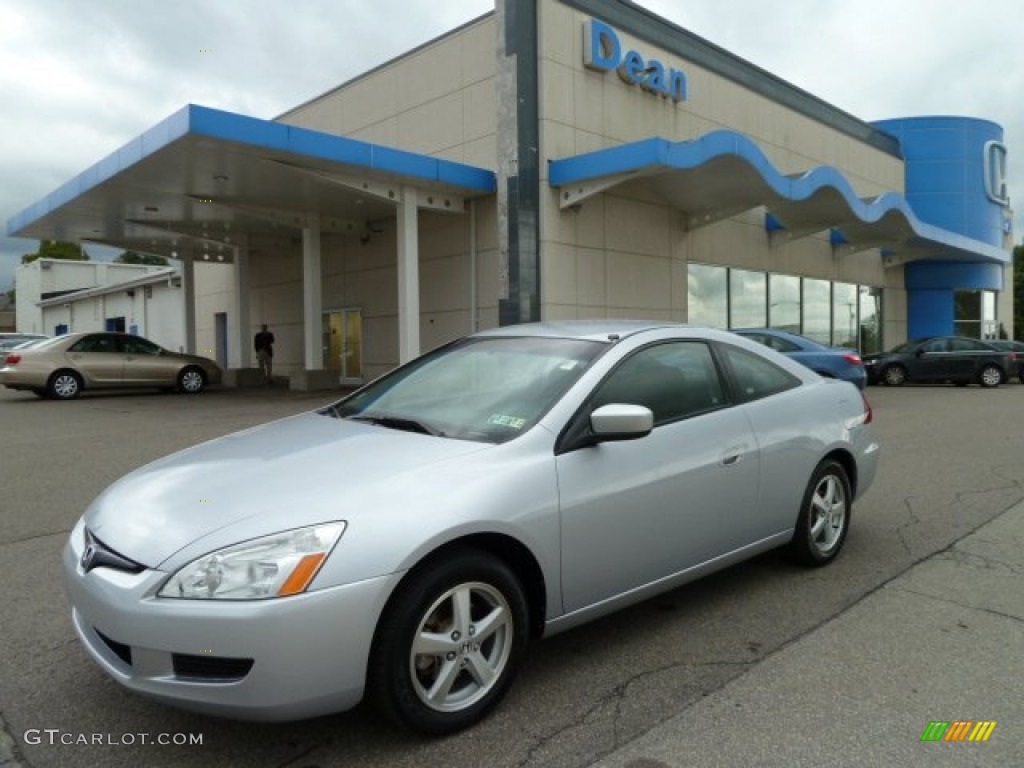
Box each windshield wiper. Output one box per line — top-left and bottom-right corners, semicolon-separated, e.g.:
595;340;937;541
348;414;441;436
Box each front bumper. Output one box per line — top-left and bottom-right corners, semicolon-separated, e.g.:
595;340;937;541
63;521;402;721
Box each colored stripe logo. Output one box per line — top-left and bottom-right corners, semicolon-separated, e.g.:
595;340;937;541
920;720;997;742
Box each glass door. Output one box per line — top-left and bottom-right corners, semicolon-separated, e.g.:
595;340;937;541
322;309;363;382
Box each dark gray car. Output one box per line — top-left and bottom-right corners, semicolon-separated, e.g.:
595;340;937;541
862;336;1012;387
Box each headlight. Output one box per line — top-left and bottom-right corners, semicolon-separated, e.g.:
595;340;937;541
158;522;346;600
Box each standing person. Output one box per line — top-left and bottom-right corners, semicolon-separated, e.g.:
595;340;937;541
254;324;275;386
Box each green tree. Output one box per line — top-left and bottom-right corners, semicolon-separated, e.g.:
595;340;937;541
1015;244;1024;340
114;250;168;266
20;240;89;264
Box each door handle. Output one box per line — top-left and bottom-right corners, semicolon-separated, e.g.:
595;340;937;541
720;447;744;466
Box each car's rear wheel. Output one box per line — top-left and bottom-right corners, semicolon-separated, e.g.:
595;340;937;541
368;550;528;735
789;459;851;567
177;366;206;394
47;370;82;400
978;364;1003;388
882;365;907;386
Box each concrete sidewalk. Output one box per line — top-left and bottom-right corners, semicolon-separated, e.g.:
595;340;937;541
594;501;1024;767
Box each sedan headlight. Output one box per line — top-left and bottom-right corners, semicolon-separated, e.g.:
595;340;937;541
158;522;346;600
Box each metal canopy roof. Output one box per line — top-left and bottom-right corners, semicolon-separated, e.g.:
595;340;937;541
6;105;497;261
549;131;1009;266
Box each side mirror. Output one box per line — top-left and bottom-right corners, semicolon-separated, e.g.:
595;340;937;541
589;404;654;442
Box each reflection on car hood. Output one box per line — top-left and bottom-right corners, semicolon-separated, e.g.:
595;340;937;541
83;412;489;567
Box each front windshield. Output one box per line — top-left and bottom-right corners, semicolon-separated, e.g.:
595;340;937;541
328;336;607;443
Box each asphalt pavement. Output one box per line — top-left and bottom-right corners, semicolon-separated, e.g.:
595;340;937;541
0;382;1022;767
594;497;1024;767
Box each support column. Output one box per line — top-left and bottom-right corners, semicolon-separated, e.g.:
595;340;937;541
232;234;252;368
397;186;420;363
302;214;323;370
182;250;196;354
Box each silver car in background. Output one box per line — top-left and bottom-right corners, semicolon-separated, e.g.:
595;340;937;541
63;321;879;734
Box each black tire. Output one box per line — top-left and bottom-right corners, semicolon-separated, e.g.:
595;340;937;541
177;366;206;394
47;370;82;400
882;365;907;387
31;388;48;398
788;459;851;567
978;364;1003;388
368;550;529;735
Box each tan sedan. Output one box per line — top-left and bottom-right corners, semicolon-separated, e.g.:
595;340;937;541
0;332;222;399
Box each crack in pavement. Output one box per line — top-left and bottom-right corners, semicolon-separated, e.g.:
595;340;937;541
937;547;1024;577
894;497;919;557
892;586;1024;626
0;530;71;549
515;659;753;768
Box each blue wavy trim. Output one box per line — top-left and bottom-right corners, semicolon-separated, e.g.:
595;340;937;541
549;130;1007;264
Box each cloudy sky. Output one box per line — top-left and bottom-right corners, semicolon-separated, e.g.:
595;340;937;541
2;0;1021;291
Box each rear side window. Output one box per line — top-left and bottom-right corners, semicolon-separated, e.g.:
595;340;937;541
719;344;800;402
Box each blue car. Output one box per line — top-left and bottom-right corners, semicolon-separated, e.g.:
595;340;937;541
733;328;866;389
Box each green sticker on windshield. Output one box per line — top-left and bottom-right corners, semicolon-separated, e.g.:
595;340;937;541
488;414;527;429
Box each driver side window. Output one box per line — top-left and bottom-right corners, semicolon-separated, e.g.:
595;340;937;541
590;342;725;426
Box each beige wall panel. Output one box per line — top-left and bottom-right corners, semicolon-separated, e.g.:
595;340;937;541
572;69;606;138
473;198;498;251
464;80;497;143
603;196;671;258
575;195;606;249
606;251;672;309
420;213;471;260
539;0;576;68
475;248;502;310
884;288;908;346
421;310;471;351
541;243;578;305
396;38;463;110
421;254;470;313
363;316;399;369
541;60;575;129
542;122;578;176
461;18;497;86
350;118;399;148
397;92;465;155
463;136;497;170
541;190;579;245
346;267;398;317
576;246;607;307
476;305;499;331
541;303;580;321
572;128;611;156
334;70;399;135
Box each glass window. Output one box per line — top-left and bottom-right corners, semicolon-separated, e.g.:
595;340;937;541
802;279;831;345
119;337;161;355
955;290;982;338
687;264;728;328
832;283;858;349
331;336;606;444
982;291;997;339
719;344;800;402
920;338;949;353
69;335;117;354
591;342;726;425
859;286;883;355
729;269;767;328
769;274;800;333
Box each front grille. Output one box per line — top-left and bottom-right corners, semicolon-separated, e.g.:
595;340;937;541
95;629;133;666
172;653;254;682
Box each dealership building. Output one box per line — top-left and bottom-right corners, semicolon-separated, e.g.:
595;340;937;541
6;0;1013;388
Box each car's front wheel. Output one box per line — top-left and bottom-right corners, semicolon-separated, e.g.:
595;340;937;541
978;364;1003;388
368;550;529;735
789;459;851;567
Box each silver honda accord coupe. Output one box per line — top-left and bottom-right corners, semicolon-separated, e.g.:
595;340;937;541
63;321;879;734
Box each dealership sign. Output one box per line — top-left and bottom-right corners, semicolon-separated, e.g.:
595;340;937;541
583;18;687;103
983;140;1009;207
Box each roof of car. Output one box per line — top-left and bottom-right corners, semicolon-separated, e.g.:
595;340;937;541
474;320;689;342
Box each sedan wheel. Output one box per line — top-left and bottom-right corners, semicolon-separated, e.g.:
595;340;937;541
177;366;206;394
789;460;851;566
48;370;82;400
369;551;528;735
882;365;907;386
978;365;1003;388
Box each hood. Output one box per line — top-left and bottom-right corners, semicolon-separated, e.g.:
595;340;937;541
84;411;489;567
